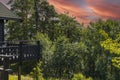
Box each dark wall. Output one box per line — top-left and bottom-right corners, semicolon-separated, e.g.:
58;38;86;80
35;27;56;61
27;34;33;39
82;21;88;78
0;20;4;42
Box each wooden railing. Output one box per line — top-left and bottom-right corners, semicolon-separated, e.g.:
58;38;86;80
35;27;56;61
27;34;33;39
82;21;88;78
0;41;41;80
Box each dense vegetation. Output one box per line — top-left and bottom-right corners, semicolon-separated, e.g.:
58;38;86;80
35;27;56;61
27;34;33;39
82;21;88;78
6;0;120;80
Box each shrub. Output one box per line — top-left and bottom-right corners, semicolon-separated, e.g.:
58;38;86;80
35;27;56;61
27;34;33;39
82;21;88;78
72;73;92;80
30;62;44;80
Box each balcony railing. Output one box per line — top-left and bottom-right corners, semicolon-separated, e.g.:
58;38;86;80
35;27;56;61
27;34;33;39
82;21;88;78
0;40;41;80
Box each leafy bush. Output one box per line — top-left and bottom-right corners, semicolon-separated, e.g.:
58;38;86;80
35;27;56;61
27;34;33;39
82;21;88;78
46;78;59;80
72;73;92;80
35;32;55;63
30;62;44;80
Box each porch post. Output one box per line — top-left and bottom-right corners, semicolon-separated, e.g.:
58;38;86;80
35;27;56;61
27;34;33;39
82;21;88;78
0;20;4;42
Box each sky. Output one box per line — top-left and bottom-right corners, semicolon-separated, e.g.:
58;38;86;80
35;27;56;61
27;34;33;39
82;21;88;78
48;0;120;24
1;0;120;24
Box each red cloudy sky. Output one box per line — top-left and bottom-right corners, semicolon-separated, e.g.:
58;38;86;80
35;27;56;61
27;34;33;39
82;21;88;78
1;0;120;24
48;0;120;24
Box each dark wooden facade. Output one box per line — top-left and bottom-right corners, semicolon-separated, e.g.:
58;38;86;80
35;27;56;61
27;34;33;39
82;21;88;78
0;20;4;41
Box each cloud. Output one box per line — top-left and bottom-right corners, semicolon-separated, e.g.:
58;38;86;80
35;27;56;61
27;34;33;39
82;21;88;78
48;0;94;24
86;0;120;19
48;0;120;24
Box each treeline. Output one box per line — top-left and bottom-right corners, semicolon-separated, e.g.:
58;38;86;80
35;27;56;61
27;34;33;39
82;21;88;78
6;0;120;80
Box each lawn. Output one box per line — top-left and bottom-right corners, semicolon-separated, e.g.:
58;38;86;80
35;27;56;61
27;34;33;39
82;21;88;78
9;75;33;80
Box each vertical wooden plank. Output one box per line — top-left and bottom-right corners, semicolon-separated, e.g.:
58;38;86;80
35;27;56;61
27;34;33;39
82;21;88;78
4;57;9;80
0;55;13;80
18;42;23;80
36;41;41;61
0;20;4;42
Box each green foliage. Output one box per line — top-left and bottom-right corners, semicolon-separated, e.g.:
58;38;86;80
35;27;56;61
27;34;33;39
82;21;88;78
46;78;59;80
6;0;34;40
56;14;82;42
101;38;120;55
84;20;120;79
112;57;120;69
32;0;57;33
90;19;120;39
101;36;120;68
30;62;44;80
6;0;57;40
33;20;120;80
72;73;92;80
43;36;88;78
35;32;55;62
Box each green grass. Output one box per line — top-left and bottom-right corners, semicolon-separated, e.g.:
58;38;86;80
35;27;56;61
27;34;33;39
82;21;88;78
9;75;33;80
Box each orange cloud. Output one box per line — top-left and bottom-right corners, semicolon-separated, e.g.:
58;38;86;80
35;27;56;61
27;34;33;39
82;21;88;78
48;0;120;25
48;0;93;24
86;0;120;19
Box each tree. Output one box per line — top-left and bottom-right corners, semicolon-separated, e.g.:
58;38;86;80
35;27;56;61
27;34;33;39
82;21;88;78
6;0;57;40
6;0;34;40
101;34;120;69
33;0;57;33
57;14;82;42
42;36;88;79
83;20;120;79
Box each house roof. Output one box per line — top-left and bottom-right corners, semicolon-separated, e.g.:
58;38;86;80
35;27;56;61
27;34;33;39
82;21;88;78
0;2;21;20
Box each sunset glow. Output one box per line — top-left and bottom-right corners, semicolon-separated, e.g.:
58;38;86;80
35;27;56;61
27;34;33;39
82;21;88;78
48;0;120;24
